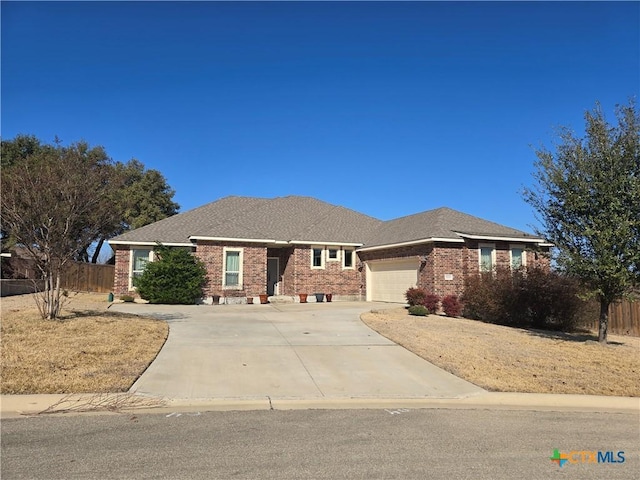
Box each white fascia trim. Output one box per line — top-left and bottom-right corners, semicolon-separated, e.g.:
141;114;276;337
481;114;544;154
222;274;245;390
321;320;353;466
289;240;363;247
357;237;464;252
453;232;547;243
189;236;285;244
538;242;554;248
108;240;193;247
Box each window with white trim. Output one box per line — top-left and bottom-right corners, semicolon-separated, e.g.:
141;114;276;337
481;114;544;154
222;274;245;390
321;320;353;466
327;248;339;261
342;248;354;269
479;244;495;273
311;247;324;269
223;248;243;288
510;245;526;270
130;248;153;289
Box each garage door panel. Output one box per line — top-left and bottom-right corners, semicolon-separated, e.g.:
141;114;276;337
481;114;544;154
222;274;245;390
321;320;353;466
369;260;418;303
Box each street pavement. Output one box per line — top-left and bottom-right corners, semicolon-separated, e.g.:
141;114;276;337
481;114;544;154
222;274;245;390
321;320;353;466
2;408;638;479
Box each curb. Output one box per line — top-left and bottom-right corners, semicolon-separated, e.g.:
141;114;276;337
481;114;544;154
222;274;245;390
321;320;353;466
2;392;638;418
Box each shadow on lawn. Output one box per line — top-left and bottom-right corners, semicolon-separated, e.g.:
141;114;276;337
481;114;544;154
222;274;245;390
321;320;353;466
524;328;625;346
60;310;171;321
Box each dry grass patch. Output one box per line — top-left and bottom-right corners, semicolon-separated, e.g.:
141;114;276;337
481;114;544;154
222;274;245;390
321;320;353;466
1;293;168;394
362;308;640;397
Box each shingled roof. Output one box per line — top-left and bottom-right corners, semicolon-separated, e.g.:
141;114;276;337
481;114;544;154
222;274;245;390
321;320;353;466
361;207;544;249
109;196;544;248
109;196;382;246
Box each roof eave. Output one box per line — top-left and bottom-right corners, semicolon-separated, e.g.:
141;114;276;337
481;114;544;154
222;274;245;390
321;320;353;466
189;236;286;245
357;237;464;252
108;240;194;247
289;240;363;247
453;232;548;243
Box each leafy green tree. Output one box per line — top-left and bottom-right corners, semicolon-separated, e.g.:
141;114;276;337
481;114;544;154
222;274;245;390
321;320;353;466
83;159;179;263
524;100;640;343
0;134;53;168
134;245;207;304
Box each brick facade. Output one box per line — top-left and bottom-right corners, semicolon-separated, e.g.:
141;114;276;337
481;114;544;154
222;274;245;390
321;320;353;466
112;239;550;301
112;242;365;300
113;246;132;294
357;240;550;299
288;246;363;297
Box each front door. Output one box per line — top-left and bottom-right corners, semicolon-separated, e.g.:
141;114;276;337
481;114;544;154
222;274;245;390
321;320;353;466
267;257;279;295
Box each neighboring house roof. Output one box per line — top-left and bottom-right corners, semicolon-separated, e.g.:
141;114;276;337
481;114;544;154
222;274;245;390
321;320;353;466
109;196;546;249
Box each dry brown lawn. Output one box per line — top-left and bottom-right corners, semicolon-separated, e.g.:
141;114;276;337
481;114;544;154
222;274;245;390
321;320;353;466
361;308;640;397
1;292;168;394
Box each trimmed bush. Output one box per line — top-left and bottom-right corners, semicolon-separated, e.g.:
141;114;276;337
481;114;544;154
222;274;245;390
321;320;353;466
405;287;429;307
408;305;429;316
423;293;440;314
441;295;462;317
405;287;440;313
134;244;207;304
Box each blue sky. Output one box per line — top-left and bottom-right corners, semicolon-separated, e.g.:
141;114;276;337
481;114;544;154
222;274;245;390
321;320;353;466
2;1;638;236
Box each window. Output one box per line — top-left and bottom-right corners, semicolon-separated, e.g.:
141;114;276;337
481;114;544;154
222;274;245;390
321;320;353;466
327;248;339;261
343;248;354;269
510;246;526;270
223;248;243;288
130;249;152;289
311;247;324;269
479;244;495;273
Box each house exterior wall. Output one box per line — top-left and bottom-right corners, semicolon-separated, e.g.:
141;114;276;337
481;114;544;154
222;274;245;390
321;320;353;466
113;246;131;295
278;247;296;295
193;241;267;299
358;240;551;299
111;239;551;301
290;246;363;298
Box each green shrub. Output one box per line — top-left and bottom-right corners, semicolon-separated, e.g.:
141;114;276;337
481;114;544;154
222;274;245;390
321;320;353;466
462;267;587;331
120;295;135;303
134;244;207;304
441;295;462;317
408;305;429;316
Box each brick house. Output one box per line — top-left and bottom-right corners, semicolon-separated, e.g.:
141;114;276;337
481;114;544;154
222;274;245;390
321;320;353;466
109;195;550;303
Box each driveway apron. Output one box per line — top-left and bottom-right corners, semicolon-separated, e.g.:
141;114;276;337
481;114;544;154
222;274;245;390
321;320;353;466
109;302;484;400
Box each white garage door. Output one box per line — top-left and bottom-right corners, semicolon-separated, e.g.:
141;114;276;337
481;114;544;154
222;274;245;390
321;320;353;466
368;260;419;303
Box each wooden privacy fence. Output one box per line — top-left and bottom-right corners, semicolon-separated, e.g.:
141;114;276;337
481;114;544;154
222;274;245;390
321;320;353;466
60;263;114;293
581;300;640;337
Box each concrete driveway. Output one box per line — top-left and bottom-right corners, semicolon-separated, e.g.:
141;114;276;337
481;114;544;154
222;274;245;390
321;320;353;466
109;302;484;402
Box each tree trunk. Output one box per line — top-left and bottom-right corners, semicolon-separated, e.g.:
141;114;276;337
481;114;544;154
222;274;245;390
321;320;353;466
91;238;105;264
598;299;610;344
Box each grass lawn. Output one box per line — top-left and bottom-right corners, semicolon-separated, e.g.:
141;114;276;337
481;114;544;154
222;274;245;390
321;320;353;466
1;292;168;394
361;308;640;397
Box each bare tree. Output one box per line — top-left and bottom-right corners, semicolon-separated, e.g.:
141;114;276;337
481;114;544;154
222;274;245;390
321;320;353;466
1;141;123;319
